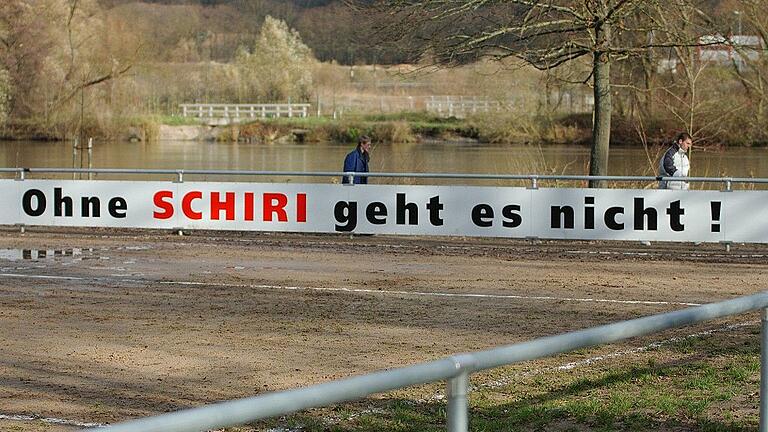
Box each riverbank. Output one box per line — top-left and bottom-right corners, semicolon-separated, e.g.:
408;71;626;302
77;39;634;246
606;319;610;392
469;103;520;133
165;113;763;147
2;112;765;147
151;112;608;145
140;112;590;145
0;112;579;144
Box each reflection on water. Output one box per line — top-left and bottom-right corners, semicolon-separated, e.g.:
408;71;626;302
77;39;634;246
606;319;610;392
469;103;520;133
0;140;766;186
0;248;89;261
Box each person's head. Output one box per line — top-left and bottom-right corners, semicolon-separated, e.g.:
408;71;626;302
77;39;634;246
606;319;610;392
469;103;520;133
358;135;372;153
676;132;692;151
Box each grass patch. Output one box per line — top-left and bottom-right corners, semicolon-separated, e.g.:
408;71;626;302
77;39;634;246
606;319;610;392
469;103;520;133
245;330;762;432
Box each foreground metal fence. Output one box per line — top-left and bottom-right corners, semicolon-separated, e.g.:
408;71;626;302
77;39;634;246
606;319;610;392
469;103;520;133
85;291;768;432
2;167;768;189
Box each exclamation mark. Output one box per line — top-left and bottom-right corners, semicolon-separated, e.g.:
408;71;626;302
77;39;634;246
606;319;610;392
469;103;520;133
711;201;721;233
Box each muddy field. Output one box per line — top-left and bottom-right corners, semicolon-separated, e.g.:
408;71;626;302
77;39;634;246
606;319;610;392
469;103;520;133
0;228;766;431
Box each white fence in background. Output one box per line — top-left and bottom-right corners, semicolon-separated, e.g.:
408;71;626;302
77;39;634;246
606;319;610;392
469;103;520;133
180;92;595;120
180;103;311;123
318;94;594;118
425;96;505;118
313;95;511;118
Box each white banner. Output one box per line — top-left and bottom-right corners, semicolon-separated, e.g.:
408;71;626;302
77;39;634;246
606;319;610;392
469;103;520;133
2;180;766;243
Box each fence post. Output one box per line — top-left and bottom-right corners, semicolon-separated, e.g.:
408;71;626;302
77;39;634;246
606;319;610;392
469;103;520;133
72;138;78;180
87;138;93;180
446;372;469;432
761;307;768;432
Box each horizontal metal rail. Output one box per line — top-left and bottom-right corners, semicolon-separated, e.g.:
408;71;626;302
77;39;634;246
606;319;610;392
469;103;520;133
87;291;768;432
2;167;768;187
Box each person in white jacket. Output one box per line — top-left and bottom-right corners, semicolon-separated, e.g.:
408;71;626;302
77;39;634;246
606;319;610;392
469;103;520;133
658;132;692;190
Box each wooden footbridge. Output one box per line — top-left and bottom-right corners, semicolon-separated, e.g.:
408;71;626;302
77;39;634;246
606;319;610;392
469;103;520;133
180;103;311;125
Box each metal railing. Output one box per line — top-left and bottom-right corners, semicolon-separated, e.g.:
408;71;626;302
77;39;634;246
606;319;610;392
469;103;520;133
85;291;768;432
2;167;768;190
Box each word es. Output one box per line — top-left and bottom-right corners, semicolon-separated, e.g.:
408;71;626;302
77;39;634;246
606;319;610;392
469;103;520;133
333;194;523;232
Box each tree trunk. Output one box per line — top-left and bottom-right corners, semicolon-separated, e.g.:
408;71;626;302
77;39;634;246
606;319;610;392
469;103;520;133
589;22;612;188
643;57;654;118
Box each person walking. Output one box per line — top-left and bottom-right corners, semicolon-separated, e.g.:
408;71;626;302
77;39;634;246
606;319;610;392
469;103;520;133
341;135;371;184
658;132;692;190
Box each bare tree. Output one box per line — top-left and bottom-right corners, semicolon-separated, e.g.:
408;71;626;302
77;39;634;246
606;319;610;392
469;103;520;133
0;0;57;118
371;0;712;186
51;0;134;113
0;0;137;136
729;0;768;143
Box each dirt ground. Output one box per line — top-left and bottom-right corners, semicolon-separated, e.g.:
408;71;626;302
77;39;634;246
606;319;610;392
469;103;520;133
0;228;766;431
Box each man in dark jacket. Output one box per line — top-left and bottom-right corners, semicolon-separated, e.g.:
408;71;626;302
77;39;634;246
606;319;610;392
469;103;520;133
342;135;371;184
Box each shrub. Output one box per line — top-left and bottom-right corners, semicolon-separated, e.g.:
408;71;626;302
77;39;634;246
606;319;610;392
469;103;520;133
235;16;316;103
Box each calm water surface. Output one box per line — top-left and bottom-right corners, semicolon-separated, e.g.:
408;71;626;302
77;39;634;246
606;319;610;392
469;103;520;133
1;140;766;186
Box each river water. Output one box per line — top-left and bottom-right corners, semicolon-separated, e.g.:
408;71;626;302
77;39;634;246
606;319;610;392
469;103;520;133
1;140;766;187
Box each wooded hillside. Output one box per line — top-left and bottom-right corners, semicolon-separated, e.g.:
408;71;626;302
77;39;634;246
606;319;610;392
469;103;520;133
95;0;743;66
1;0;765;147
98;0;401;64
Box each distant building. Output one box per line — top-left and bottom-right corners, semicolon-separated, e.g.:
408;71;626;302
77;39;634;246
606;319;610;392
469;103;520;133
697;34;764;71
656;34;764;73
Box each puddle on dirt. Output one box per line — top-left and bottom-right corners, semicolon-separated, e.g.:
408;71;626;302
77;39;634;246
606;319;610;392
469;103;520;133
0;248;93;261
